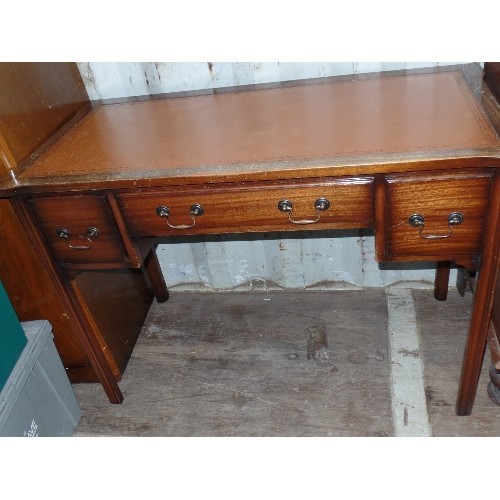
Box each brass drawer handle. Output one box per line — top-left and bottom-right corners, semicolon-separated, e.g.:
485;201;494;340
408;212;464;240
156;204;204;229
56;226;100;249
278;198;331;225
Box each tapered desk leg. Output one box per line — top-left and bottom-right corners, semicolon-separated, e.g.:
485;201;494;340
456;173;500;416
66;278;124;403
144;245;170;303
434;261;451;301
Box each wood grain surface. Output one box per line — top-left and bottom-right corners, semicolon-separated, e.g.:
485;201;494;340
413;289;499;435
0;199;92;371
383;169;493;259
116;177;374;236
0;62;88;178
73;290;392;436
27;194;129;266
72;289;500;436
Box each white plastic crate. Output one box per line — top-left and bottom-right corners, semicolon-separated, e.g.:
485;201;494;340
0;320;81;437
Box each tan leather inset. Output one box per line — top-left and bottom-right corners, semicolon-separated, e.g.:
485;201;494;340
20;72;499;179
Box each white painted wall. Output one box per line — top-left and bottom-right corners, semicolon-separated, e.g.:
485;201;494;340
77;62;468;290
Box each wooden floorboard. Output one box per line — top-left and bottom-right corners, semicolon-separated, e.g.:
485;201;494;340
413;289;500;436
73;289;392;436
72;288;500;437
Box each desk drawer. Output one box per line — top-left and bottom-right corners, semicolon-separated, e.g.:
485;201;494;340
383;170;493;259
27;194;129;265
116;177;374;236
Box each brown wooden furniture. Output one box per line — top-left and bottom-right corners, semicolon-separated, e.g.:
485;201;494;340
482;62;500;403
1;63;499;416
0;63;155;385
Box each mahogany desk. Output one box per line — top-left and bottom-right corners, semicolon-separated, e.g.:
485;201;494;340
1;65;499;416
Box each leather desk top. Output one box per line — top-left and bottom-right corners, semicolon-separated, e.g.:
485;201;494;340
15;71;500;188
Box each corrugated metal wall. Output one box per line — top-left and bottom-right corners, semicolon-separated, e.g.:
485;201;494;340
78;62;463;100
77;62;465;291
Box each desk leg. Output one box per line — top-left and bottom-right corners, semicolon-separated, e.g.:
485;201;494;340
12;198;124;404
434;261;451;301
456;173;500;416
65;278;124;404
144;245;169;303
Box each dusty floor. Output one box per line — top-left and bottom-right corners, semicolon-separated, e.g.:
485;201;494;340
72;287;499;437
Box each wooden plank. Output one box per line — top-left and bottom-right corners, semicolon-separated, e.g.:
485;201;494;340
413;289;500;435
73;290;392;436
73;288;500;436
386;288;431;436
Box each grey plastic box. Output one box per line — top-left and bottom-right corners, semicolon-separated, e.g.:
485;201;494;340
0;320;81;437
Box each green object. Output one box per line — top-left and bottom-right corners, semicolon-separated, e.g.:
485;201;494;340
0;281;27;391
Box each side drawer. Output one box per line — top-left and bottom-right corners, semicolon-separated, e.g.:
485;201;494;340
381;170;493;260
115;177;374;236
26;194;129;265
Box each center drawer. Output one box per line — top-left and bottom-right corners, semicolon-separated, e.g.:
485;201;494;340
115;177;374;236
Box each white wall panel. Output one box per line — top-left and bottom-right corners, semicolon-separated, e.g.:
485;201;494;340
77;62;464;100
154;231;452;291
77;62;467;290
